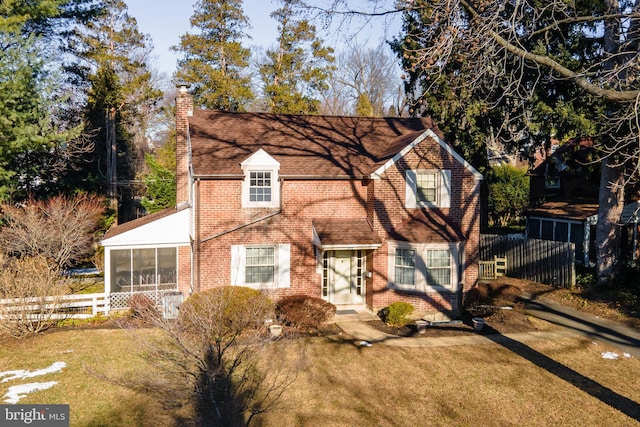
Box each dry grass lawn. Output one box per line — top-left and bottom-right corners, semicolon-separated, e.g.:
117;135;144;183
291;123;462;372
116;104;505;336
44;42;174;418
1;326;639;426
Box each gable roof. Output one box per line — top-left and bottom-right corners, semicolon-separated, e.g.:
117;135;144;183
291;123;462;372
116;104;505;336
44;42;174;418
101;203;190;246
188;111;443;178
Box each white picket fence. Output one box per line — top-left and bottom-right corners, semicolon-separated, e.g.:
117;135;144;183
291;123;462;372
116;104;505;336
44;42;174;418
0;293;108;320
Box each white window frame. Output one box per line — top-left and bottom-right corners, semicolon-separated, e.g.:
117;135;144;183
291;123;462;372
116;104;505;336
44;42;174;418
406;169;451;209
425;249;451;288
241;149;280;208
388;242;459;292
231;244;290;289
249;171;273;203
393;247;417;290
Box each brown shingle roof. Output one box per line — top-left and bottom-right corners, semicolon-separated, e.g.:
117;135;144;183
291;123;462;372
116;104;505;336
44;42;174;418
312;218;382;247
188;111;439;177
526;200;599;220
389;210;465;243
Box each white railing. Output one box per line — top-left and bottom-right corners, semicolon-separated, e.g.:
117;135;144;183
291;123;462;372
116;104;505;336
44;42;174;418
0;293;108;320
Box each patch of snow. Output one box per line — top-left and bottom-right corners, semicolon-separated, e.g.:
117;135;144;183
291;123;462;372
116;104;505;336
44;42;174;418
3;381;58;404
624;353;632;358
0;362;66;383
601;351;619;360
359;341;372;347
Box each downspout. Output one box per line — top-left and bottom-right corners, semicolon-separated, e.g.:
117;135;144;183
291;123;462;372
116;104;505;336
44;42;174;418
195;178;201;292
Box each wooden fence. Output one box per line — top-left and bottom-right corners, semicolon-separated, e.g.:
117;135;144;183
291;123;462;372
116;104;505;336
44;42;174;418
0;293;108;320
479;234;576;288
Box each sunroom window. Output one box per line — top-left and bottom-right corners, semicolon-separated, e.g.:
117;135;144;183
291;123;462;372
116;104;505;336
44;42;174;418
110;247;177;293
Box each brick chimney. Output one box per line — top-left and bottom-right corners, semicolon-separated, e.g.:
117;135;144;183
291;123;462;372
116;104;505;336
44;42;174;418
176;84;193;204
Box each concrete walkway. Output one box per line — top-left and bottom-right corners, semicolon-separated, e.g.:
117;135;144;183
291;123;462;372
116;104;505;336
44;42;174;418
521;293;640;358
333;295;640;355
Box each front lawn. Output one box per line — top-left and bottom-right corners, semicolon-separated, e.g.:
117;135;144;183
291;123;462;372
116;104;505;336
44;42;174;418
1;326;639;426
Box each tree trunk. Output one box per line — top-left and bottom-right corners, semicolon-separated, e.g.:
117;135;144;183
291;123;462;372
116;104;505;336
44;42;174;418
596;156;625;285
106;107;118;220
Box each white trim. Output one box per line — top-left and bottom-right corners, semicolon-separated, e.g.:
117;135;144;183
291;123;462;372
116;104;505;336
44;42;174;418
230;244;291;289
387;241;460;292
316;244;381;250
371;129;483;181
405;169;451;209
101;209;190;247
241;149;281;209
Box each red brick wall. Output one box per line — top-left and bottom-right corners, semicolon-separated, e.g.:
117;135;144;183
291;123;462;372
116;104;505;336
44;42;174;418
194;179;368;299
364;141;481;312
188;135;481;315
177;245;192;295
175;87;192;204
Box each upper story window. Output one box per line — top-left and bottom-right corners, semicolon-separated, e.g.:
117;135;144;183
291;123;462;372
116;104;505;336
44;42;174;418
416;171;438;205
249;171;272;202
406;169;451;209
241;149;280;208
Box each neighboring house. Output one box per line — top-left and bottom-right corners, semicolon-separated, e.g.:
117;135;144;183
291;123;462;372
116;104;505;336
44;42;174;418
525;138;640;264
101;85;483;319
525;139;599;265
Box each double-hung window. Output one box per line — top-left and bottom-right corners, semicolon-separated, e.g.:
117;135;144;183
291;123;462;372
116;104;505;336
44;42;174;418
388;242;458;292
394;248;416;288
406;169;451;208
245;247;275;284
416;171;438;205
425;249;451;287
231;244;290;288
241;149;280;208
249;171;272;202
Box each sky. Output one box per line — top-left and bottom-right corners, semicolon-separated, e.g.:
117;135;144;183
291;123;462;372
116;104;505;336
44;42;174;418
124;0;400;79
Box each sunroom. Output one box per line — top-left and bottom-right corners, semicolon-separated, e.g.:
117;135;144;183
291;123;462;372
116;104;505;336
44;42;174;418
101;206;190;309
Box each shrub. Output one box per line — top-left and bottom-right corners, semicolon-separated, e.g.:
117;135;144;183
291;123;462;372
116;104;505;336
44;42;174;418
179;286;274;337
383;302;414;328
0;255;70;338
132;286;290;425
127;293;158;320
275;295;336;329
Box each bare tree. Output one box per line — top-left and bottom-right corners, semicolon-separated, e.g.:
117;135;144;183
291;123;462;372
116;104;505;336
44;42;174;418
0;194;105;269
321;42;403;116
0;256;71;338
308;0;640;283
110;287;299;426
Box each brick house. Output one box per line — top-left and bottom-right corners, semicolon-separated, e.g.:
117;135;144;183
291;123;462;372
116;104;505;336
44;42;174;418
101;86;483;318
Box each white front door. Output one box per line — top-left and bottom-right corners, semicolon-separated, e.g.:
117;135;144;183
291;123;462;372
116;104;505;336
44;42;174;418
333;250;352;304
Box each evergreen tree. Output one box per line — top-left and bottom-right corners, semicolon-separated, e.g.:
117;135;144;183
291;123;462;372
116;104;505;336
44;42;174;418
67;0;162;221
173;0;253;111
0;4;84;200
140;147;176;214
259;0;334;114
355;93;374;117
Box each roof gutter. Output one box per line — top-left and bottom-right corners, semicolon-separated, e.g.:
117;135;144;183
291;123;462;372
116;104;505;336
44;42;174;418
192;174;367;181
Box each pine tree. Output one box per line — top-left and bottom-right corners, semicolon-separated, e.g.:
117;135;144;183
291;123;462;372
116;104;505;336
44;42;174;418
259;0;334;114
67;0;162;221
0;3;85;200
173;0;253;111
